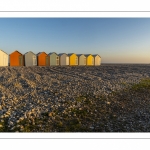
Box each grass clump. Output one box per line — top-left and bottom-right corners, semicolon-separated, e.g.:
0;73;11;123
131;78;150;91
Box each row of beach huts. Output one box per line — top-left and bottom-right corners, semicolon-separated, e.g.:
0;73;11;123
0;50;101;66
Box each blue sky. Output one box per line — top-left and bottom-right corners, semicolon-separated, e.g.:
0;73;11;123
0;18;150;63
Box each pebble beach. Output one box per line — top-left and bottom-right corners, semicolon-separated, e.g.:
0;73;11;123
0;64;150;132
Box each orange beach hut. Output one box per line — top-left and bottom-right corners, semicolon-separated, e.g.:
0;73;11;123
10;50;24;66
37;52;49;66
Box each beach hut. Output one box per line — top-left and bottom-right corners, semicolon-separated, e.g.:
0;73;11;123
24;51;37;66
37;52;48;66
68;53;78;66
48;52;59;66
93;54;101;66
0;50;9;66
77;54;86;66
10;50;24;66
85;54;94;66
58;53;69;66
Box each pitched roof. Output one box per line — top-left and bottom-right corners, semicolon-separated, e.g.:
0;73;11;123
24;51;36;55
0;49;8;55
84;54;92;57
10;50;22;55
37;52;41;56
48;52;58;56
76;54;85;57
37;52;47;56
58;53;68;56
92;54;101;58
68;53;75;56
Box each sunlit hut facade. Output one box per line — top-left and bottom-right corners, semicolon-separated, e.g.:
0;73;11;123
68;53;78;66
10;50;24;66
37;52;49;66
24;51;37;66
58;53;69;66
85;54;94;66
93;54;101;66
77;54;86;66
0;49;9;66
48;52;59;66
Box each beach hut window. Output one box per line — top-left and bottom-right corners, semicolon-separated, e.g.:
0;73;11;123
33;56;36;65
56;56;59;65
75;57;78;65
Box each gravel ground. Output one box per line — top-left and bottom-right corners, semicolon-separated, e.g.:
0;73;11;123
0;64;150;132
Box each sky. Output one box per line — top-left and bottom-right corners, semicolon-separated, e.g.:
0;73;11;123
0;18;150;63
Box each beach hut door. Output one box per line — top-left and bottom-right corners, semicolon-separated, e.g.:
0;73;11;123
33;56;36;65
66;56;69;65
19;56;23;66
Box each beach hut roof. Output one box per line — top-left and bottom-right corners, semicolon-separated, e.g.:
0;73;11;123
24;51;35;55
37;52;47;56
37;52;41;56
68;53;75;56
84;54;92;57
58;53;68;56
0;49;8;55
48;52;58;56
10;50;22;55
76;54;85;57
92;54;101;58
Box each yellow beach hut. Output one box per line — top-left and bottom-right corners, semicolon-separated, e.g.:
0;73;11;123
84;54;94;66
68;53;78;66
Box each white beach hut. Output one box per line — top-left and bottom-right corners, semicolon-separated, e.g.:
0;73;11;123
0;49;9;66
93;54;101;66
58;53;69;66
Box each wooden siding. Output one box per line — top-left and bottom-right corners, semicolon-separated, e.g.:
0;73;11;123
37;52;47;66
10;51;24;66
